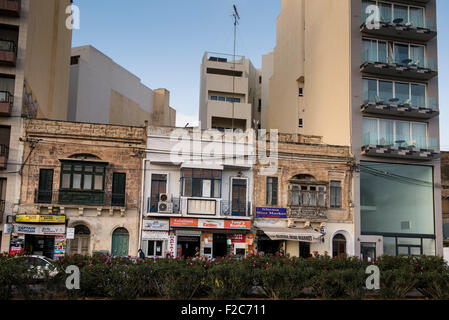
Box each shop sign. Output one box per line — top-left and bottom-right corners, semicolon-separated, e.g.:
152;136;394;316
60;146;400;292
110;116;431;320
142;231;169;240
230;233;246;243
3;224;11;234
224;220;251;230
246;233;255;245
66;228;75;240
256;207;287;218
198;219;224;229
13;223;66;235
15;214;66;224
54;236;66;259
168;234;177;258
142;219;169;231
170;218;198;228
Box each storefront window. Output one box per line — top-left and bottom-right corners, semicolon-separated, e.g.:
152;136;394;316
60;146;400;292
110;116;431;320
361;162;434;236
181;168;222;198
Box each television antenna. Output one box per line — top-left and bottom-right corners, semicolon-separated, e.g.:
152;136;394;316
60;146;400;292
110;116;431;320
231;4;240;132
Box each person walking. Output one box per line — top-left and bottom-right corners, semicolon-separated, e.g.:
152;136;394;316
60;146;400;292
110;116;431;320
138;249;145;260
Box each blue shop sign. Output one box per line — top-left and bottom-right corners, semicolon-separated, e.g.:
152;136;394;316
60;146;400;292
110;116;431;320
256;207;287;218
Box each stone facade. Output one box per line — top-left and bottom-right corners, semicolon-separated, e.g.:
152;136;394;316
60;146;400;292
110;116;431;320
18;119;146;256
253;133;354;257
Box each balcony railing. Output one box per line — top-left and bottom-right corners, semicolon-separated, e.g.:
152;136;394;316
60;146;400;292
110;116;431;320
362;133;439;160
0;144;8;170
361;17;436;42
0;40;16;66
361;53;437;80
361;95;438;119
146;197;181;214
34;189;127;207
0;91;13;116
0;0;20;17
206;52;244;65
220;200;251;217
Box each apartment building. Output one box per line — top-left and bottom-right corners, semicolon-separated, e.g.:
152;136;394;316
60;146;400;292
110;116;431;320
253;133;354;258
0;0;72;252
68;45;176;127
266;0;441;257
15;119;145;258
442;152;449;246
141;126;254;258
199;52;262;131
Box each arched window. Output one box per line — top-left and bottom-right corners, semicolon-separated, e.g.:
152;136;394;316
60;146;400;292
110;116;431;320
332;234;347;257
111;228;129;256
68;224;91;255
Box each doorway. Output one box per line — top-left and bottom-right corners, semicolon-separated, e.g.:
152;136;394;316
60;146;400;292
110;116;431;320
299;242;311;258
24;235;55;259
231;178;247;216
177;236;200;258
111;227;129;256
68;225;91;255
213;234;228;257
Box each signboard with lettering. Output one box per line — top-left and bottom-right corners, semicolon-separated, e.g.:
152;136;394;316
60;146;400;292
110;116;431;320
142;231;169;240
198;219;224;229
13;223;66;235
256;207;287;218
142;219;169;231
66;228;75;240
168;234;177;258
224;220;251;230
15;214;66;224
170;218;198;228
170;218;251;230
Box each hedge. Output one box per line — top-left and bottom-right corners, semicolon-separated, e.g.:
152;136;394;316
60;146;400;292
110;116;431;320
1;252;448;300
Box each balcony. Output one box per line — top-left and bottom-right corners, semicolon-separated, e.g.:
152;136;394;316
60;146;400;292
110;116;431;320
0;144;8;170
220;200;251;217
288;189;328;221
146;197;181;215
361;96;438;119
361;55;437;81
0;91;13;116
362;133;439;160
0;40;16;66
34;189;127;207
361;18;436;42
0;0;20;17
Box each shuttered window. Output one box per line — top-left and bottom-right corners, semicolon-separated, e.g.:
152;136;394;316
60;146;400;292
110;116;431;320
330;181;342;208
266;177;278;206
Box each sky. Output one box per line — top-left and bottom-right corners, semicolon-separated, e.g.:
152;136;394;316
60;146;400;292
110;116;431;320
71;0;449;151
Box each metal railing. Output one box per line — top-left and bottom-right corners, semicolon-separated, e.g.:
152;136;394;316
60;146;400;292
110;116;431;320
363;133;438;150
362;93;437;110
147;197;181;214
0;144;8;157
0;91;13;104
34;189;127;207
0;39;16;53
206;52;244;65
220;200;251;217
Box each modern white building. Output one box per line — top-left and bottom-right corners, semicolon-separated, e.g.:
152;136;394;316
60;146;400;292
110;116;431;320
140;126;255;258
199;52;262;131
68;45;176;127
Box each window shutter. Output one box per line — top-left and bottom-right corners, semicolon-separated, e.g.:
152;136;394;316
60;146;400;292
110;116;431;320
272;177;278;205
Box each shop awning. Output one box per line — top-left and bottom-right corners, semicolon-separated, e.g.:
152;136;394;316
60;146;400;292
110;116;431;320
257;227;323;243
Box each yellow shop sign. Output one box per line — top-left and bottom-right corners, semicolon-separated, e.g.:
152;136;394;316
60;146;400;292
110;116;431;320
15;215;66;224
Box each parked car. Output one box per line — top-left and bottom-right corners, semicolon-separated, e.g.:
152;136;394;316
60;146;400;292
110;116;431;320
9;255;59;279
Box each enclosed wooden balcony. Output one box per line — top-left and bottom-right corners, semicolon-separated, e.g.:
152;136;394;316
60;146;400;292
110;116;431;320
0;40;16;66
0;91;13;116
0;0;20;17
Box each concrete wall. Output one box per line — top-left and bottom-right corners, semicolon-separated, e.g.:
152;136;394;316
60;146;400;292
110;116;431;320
68;46;176;127
261;51;274;129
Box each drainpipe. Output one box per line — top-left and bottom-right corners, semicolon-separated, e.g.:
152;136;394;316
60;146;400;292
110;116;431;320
138;157;149;254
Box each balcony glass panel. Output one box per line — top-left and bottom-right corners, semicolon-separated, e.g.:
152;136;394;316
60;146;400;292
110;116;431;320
395;82;409;104
362;0;377;21
393;5;408;23
394;44;409;65
411;84;426;107
410;7;425;28
363;118;378;145
410;45;425;68
379;119;394;145
380;3;392;22
363;78;377;104
379;81;393;102
396;121;411;143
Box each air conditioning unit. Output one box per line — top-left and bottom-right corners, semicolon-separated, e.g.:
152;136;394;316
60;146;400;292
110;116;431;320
159;193;171;202
158;201;173;213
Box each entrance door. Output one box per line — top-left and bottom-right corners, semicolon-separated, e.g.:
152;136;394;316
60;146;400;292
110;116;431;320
177;236;200;258
213;234;228;257
68;225;91;255
361;242;377;261
111;228;129;256
231;178;247;216
25;235;55;259
299;242;311;258
37;169;53;203
112;173;126;206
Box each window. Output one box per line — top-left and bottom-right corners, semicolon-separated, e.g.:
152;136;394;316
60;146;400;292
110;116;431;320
363;1;426;28
59;161;106;191
330;181;342;208
210;96;218;101
266;177;278;206
181;169;221;198
150;174;167;212
363;117;429;149
37;169;54;204
70;55;80;65
290;184;327;207
258;99;262;112
211;95;240;103
360;162;434;238
112;173;126;207
146;240;163;257
0;178;5;214
259;76;262;84
363;38;427;67
298;119;304;128
299;88;303;97
332;234;346;257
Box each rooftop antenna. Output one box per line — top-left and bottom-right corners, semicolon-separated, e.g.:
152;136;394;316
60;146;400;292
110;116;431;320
231;4;240;132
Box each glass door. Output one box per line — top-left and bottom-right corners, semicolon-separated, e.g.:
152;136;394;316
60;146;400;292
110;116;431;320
231;178;247;216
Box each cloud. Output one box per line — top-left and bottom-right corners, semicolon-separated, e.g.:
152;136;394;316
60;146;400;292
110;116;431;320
176;113;199;128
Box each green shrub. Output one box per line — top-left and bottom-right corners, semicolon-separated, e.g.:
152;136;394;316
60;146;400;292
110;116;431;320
379;267;418;299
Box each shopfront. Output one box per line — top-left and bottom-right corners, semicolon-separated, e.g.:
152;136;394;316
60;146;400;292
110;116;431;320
141;219;169;258
11;214;67;259
169;218;253;258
